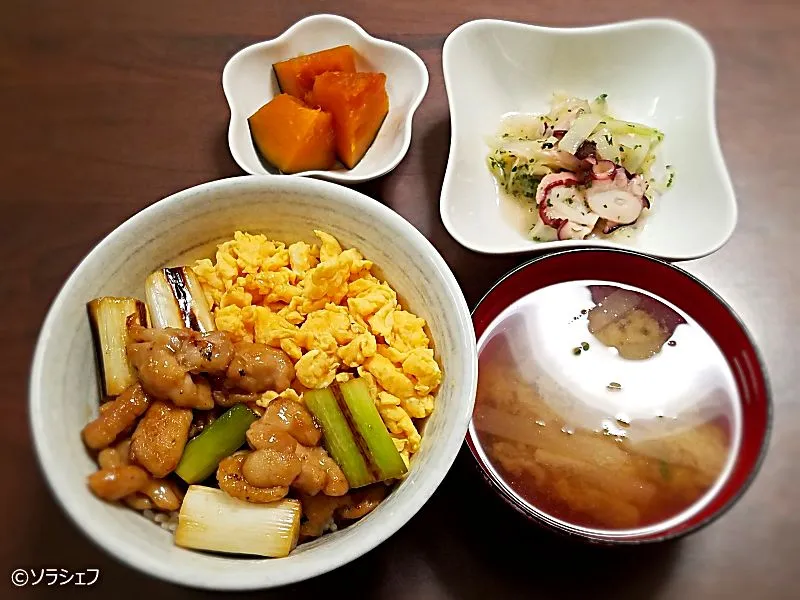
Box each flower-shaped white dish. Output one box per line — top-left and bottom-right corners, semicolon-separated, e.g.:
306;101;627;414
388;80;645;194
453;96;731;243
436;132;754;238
223;14;429;183
441;19;737;259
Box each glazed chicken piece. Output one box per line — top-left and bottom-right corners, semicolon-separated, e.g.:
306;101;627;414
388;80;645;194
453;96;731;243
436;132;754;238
212;390;262;408
246;427;298;453
258;398;322;447
187;407;220;439
229;399;347;500
175;330;234;373
87;466;183;509
139;478;183;511
123;493;155;511
298;485;387;539
242;448;302;488
130;400;193;478
82;383;151;450
225;342;295;393
212;343;296;407
294;445;349;497
127;325;233;410
87;465;150;501
128;326;295;409
298;493;348;538
337;485;387;520
216;453;290;503
97;438;132;470
88;435;183;509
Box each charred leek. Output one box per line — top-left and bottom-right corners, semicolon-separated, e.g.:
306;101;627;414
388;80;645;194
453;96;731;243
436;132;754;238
304;387;374;488
87;297;146;397
339;379;408;481
305;378;408;487
175;404;258;484
175;486;300;557
145;267;214;332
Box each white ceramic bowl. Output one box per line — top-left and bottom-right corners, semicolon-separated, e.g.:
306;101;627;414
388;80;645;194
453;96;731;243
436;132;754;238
224;14;429;182
441;19;737;259
29;176;477;590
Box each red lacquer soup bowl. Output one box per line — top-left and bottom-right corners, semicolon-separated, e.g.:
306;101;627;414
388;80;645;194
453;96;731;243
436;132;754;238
467;249;771;544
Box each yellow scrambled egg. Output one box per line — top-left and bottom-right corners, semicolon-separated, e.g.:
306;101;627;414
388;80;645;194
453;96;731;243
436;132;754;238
192;230;442;464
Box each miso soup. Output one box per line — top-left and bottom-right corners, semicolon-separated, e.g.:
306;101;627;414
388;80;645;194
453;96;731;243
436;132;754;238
472;281;740;533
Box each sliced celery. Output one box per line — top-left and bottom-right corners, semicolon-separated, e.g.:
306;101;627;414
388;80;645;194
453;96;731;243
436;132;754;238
175;404;258;483
340;379;408;481
304;388;374;488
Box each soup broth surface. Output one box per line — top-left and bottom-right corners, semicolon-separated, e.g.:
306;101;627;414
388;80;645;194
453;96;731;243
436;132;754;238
473;281;740;532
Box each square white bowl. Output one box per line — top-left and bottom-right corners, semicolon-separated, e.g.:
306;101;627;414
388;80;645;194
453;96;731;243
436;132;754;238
223;14;429;183
441;19;737;260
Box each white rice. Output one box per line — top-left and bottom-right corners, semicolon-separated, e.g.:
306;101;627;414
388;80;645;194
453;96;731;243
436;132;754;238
323;518;338;533
143;509;179;533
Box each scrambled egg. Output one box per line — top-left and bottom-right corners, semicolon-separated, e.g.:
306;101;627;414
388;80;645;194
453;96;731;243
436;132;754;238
192;230;442;463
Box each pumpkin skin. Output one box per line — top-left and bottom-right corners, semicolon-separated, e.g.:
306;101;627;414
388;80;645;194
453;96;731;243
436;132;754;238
248;94;336;174
273;45;357;102
311;71;389;169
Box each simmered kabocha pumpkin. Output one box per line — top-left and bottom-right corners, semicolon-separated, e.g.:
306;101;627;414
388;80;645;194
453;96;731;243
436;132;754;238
248;94;336;174
311;71;389;169
273;45;357;102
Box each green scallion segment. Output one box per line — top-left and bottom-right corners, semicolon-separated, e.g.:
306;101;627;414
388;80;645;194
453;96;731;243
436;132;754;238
339;379;408;481
304;388;374;488
175;404;258;484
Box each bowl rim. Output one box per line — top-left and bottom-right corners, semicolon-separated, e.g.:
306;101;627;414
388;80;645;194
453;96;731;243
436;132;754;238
223;13;430;183
466;247;772;544
28;175;478;589
440;17;738;260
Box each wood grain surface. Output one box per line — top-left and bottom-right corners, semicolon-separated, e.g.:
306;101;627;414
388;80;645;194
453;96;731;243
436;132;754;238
2;1;798;598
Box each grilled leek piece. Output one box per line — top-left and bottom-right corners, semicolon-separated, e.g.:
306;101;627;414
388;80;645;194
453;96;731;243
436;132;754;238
87;297;146;397
305;378;408;487
304;387;374;488
145;267;214;332
175;486;300;557
339;378;408;481
175;405;259;484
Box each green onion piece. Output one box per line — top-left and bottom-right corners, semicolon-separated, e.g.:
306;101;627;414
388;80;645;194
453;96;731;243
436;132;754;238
87;297;147;397
176;486;300;557
175;405;258;484
340;379;408;481
304;388;374;488
145;266;216;332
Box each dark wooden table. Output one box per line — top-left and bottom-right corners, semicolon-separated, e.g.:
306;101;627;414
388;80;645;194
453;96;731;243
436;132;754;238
3;1;798;598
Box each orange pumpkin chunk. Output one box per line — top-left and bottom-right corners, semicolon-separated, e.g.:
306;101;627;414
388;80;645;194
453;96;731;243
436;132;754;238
273;45;357;101
311;71;389;169
248;94;336;174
